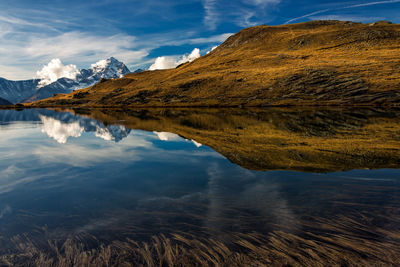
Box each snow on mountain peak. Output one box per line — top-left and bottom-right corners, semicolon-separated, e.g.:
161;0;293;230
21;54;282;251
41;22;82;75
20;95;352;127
0;57;131;104
91;59;108;73
89;57;130;78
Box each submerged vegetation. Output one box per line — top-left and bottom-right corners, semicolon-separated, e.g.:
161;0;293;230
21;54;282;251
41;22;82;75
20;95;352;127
2;209;400;266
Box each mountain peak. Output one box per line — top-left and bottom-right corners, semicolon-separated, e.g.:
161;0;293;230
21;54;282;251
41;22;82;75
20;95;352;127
89;57;130;78
0;57;131;104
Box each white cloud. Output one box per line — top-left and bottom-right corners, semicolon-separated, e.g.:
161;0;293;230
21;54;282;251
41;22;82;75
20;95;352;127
149;48;201;70
40;115;84;144
36;58;80;87
202;0;282;30
149;57;177;71
285;0;400;24
187;33;233;44
310;15;383;22
203;0;219;30
248;0;281;5
206;46;218;54
25;32;148;65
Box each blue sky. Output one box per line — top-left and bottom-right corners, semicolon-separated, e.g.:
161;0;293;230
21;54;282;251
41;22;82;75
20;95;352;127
0;0;399;80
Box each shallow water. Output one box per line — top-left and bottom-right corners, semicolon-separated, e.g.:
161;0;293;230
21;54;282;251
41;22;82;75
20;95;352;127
0;108;399;266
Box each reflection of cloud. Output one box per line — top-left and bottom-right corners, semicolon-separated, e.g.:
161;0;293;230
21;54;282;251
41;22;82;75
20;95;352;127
154;131;181;141
32;134;152;167
205;163;298;234
39;114;131;143
154;131;203;148
0;205;11;219
191;139;202;147
40;115;84;143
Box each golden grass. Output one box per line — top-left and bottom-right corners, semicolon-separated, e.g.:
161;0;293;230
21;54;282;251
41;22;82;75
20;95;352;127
26;20;400;108
2;212;400;267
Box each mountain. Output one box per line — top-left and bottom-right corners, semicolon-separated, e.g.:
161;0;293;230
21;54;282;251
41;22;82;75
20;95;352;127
30;20;400;108
0;97;12;106
0;78;40;104
0;57;130;104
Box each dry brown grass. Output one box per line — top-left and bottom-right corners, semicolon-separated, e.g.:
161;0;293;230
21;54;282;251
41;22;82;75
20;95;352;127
25;20;400;108
2;213;400;267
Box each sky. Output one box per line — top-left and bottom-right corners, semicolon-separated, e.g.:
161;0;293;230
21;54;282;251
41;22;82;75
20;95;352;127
0;0;399;80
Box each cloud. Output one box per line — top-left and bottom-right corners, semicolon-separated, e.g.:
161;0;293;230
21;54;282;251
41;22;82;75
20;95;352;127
202;0;281;30
25;32;148;65
0;30;148;80
285;0;400;24
187;33;233;45
0;205;11;219
149;48;201;70
206;45;218;54
310;15;383;22
248;0;281;6
36;58;80;87
148;57;177;71
203;0;219;30
91;59;108;71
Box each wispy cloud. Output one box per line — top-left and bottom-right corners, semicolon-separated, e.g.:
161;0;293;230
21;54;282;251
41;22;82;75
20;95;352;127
202;0;281;30
203;0;219;30
285;0;400;24
310;14;383;22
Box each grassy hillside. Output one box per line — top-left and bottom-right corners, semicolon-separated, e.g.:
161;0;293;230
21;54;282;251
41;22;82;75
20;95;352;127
29;20;400;108
63;108;400;172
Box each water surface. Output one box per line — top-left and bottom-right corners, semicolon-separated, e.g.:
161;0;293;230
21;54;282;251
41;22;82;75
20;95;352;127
0;108;399;266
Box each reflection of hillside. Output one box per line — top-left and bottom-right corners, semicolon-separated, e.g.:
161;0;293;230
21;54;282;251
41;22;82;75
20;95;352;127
69;108;400;172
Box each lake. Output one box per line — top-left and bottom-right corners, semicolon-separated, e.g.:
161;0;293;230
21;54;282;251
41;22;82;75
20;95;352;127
0;108;399;266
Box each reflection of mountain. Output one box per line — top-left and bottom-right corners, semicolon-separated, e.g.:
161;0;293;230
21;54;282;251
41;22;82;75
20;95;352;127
0;109;131;143
0;97;12;106
69;108;400;172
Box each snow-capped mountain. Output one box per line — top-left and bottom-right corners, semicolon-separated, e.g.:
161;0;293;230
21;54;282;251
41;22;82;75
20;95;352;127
0;78;40;104
0;57;131;104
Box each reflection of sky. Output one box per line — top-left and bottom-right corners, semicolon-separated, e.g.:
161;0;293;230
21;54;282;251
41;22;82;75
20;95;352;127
0;109;399;246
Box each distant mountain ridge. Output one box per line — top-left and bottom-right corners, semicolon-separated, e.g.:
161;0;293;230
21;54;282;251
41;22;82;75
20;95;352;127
0;57;131;104
0;96;12;106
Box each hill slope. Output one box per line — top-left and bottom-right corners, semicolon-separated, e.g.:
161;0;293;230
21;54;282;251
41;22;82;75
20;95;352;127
30;20;400;108
0;97;12;106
